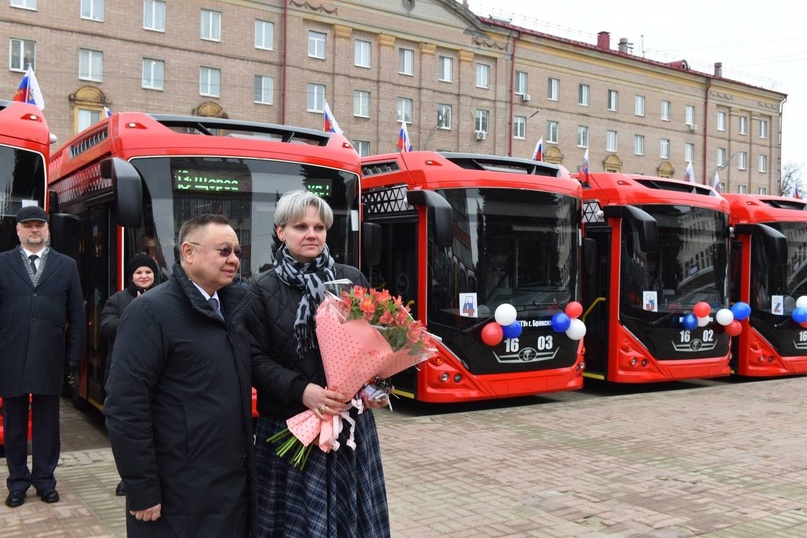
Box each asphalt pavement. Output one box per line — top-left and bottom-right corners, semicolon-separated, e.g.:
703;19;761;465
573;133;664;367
3;376;807;537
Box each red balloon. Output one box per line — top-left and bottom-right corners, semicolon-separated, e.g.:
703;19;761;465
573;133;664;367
725;320;742;337
480;322;504;346
565;301;583;319
693;301;711;318
800;321;807;329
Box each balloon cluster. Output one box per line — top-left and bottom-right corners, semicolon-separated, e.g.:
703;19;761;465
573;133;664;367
550;301;586;341
480;304;522;346
681;301;750;337
791;296;807;327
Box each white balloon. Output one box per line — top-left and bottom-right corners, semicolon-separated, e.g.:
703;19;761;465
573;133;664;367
697;315;710;327
797;296;807;309
565;318;587;341
715;308;734;326
494;303;517;326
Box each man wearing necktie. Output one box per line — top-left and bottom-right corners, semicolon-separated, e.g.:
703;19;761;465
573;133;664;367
0;206;85;508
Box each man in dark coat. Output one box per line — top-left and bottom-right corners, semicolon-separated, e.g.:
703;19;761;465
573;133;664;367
0;205;85;508
104;214;258;538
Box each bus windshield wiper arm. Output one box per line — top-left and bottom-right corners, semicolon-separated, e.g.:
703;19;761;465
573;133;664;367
646;309;685;328
461;315;494;334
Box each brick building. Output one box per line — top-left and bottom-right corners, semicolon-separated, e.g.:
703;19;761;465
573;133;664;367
1;0;786;193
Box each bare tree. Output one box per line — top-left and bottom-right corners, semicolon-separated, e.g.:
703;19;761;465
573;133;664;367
781;162;804;197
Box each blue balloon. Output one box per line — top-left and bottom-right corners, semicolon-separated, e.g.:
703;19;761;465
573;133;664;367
682;313;698;330
793;307;807;324
551;312;571;333
502;321;523;339
730;301;751;321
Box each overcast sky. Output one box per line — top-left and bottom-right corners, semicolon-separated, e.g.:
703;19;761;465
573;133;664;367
461;0;806;169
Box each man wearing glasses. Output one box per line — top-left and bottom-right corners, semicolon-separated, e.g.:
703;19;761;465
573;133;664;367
104;214;259;538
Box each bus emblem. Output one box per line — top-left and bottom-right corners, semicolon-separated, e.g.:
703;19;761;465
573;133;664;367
493;347;559;364
671;339;717;352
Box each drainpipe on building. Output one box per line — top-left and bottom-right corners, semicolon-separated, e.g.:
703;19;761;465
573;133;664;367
778;95;787;195
702;75;712;186
281;2;289;124
507;32;519;157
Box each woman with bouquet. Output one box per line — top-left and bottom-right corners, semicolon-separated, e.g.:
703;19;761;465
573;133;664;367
249;190;390;537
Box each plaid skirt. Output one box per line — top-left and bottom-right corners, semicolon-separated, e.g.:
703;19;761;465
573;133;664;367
255;410;390;538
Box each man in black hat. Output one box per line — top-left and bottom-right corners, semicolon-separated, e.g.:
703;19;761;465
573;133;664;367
0;206;85;508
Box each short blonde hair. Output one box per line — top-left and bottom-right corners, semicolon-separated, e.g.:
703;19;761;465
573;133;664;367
274;190;333;229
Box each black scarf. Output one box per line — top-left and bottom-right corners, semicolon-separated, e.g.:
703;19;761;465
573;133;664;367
274;243;336;360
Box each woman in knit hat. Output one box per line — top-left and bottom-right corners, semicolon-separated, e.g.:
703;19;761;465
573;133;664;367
99;253;161;496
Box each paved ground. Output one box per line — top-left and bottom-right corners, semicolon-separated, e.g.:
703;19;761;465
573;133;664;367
3;377;807;537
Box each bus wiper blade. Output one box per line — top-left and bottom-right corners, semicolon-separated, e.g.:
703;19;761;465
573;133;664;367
461;315;494;334
646;309;685;328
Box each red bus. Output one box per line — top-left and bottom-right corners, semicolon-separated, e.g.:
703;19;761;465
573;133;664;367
725;193;807;376
0;99;51;449
48;112;367;413
360;151;585;403
579;173;732;382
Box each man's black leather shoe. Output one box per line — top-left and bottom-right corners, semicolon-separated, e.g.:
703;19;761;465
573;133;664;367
5;490;26;508
36;488;60;503
115;480;126;496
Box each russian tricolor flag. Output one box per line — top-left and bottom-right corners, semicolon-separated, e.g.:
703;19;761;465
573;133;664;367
323;100;343;135
397;120;412;152
532;136;543;161
12;65;45;110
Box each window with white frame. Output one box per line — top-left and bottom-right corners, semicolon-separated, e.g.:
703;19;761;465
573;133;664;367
11;0;36;9
476;63;490;88
738;185;747;194
254;75;273;104
79;49;103;81
144;0;165;31
354;140;370;157
475;109;489;133
547;78;559;101
661;100;671;121
308;31;326;59
660;138;670;159
606;130;618;152
398;48;413;75
255;21;274;50
759;119;768;139
635;95;645;117
739;115;748;135
81;0;103;21
201;10;221;41
513;116;526;139
307;84;325;112
397;97;413;123
738;151;747;170
77;108;101;133
634;135;644;156
717;111;727;131
547;121;559;143
515;71;528;95
607;90;618;111
141;58;164;90
577;126;588;148
579;84;590;106
685;143;694;163
354;40;371;68
759;154;767;172
437;104;452;129
199;67;220;97
758;187;767;195
438;56;453;82
685;105;695;126
717;147;727;167
353;90;370;117
9;38;36;71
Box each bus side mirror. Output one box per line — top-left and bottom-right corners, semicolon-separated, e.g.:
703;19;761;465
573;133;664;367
406;189;453;248
100;157;143;228
48;213;80;261
362;222;382;267
734;223;787;265
582;237;597;275
602;205;658;255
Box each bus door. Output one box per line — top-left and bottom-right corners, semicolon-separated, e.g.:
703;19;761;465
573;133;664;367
582;225;611;376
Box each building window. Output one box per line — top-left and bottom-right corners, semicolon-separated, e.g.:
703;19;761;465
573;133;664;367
738;151;747;170
144;0;165;32
398;48;414;75
759;154;767;172
141;58;164;90
11;0;36;9
685;143;694;163
201;9;221;41
437;104;452;129
254;75;273;104
355;40;371;68
738;185;747;194
513;116;526;139
577;126;589;148
546;121;559;144
476;63;490;88
515;71;528;95
607;90;618;112
634;135;644;156
397;97;413;123
739;115;748;135
717;147;727;167
635;95;645;117
255;21;274;50
661;100;671;121
79;49;103;81
9;38;36;71
606;130;618;152
354;140;370;157
308;31;326;59
547;78;559;101
475;109;489;133
717;111;727;131
759;119;768;139
660;138;670;159
758;187;767;195
579;84;590;106
354;90;370;117
77;108;101;132
438;56;453;82
307;84;325;112
81;0;104;21
686;105;695;126
199;67;220;97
